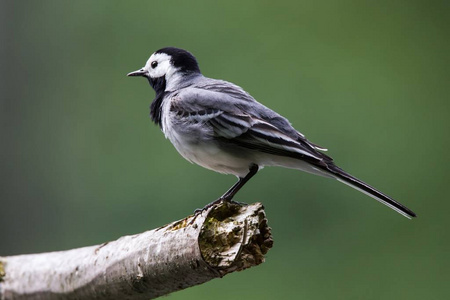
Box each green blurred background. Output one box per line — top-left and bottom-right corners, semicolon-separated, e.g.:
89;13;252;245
1;0;449;299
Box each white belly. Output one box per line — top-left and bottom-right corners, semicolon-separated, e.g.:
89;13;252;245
169;128;252;177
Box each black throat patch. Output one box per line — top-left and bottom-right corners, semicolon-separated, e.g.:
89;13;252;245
148;76;166;127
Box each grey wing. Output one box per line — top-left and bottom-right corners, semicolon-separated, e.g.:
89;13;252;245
195;80;330;150
171;84;331;166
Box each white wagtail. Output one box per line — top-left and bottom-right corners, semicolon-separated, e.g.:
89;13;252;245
128;47;416;219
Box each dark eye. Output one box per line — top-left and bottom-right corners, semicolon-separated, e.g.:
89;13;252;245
151;61;158;69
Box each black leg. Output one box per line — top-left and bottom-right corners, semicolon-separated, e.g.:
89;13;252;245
192;164;259;214
220;163;259;201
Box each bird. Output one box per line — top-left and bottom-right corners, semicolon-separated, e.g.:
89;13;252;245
127;47;416;219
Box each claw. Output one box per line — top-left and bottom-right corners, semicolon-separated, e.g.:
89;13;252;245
188;198;224;225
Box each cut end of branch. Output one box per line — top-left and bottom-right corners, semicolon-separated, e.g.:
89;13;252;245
198;201;273;276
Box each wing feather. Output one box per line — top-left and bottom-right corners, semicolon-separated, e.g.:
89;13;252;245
170;83;330;165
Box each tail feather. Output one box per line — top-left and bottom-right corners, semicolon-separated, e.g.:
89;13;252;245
326;164;416;219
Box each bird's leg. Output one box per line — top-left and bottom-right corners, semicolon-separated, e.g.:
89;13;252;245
220;163;259;203
193;164;259;214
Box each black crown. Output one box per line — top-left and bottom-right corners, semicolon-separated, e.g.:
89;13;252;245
155;47;201;74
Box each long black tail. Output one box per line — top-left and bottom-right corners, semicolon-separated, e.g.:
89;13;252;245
325;164;416;219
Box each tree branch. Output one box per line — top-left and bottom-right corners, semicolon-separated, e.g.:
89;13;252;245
0;201;273;300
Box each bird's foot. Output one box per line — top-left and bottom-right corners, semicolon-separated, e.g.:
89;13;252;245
189;198;247;225
192;197;225;216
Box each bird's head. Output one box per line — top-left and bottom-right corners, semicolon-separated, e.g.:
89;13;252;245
127;47;201;94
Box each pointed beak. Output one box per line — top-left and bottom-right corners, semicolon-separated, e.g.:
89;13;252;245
127;68;148;77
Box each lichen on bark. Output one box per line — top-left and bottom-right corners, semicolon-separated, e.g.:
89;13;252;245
0;260;5;282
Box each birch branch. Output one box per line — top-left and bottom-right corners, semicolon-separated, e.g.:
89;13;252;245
0;201;273;300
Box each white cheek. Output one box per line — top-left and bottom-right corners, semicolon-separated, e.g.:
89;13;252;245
145;52;173;78
148;60;171;78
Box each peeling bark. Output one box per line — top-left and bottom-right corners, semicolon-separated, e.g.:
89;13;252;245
0;201;272;300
